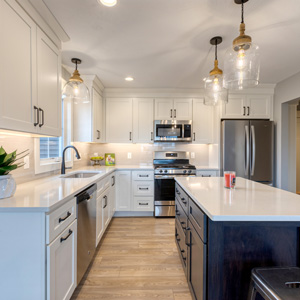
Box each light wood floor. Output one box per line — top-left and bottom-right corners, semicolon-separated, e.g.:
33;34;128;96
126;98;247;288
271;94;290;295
71;217;192;300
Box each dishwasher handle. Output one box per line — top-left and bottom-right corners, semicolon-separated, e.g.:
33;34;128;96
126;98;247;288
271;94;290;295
76;184;97;204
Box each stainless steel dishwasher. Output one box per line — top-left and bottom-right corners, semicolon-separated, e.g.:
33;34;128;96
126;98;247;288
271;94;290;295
76;184;97;284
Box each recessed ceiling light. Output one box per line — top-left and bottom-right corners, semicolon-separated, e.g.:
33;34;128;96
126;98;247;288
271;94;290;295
98;0;117;7
125;77;134;81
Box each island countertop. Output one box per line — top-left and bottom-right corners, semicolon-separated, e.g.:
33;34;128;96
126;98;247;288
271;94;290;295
175;176;300;221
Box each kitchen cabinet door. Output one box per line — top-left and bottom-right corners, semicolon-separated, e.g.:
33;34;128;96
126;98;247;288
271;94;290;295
96;194;104;247
192;99;213;144
47;220;77;300
133;98;154;143
116;171;132;211
247;94;272;119
222;95;247;119
103;189;110;229
187;222;207;300
173;98;193;120
36;27;61;136
106;98;133;143
93;88;103;142
154;98;173;120
0;0;37;133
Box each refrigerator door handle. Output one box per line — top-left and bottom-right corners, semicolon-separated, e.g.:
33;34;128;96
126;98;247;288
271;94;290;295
251;125;256;176
245;125;250;176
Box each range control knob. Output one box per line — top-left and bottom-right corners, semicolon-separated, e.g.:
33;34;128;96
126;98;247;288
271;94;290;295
159;170;163;173
164;170;168;173
183;170;187;174
188;170;192;174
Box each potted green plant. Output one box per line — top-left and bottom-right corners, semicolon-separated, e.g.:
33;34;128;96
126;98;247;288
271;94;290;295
0;147;29;199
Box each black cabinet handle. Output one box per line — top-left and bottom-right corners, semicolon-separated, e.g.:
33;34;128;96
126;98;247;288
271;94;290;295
103;195;107;208
112;176;115;186
34;106;39;126
60;229;73;243
175;211;180;216
38;108;44;127
185;227;191;247
139;187;149;190
59;211;71;223
181;221;186;230
243;106;246;116
174;109;176;118
193;132;196;141
129;132;132;141
151;132;153;141
181;249;185;253
139;174;149;178
175;189;180;195
247;106;250;116
170;109;173;118
97;130;100;139
201;175;211;177
176;237;181;242
139;202;148;206
181;198;187;204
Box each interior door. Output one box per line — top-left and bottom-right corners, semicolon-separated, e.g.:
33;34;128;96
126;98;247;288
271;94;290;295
222;120;250;178
250;121;274;183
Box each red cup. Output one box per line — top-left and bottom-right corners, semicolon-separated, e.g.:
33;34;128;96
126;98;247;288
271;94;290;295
224;171;236;189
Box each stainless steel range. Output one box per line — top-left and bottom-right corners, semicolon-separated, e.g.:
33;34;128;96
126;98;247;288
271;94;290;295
154;151;196;217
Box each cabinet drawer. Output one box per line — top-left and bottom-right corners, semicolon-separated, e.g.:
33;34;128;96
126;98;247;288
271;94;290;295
175;219;187;275
133;181;154;196
196;170;218;177
189;200;207;243
175;183;189;214
132;170;154;181
97;176;110;197
175;199;188;232
46;198;76;244
133;197;154;211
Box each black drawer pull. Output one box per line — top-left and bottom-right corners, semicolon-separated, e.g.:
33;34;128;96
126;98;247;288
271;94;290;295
139;175;149;177
181;249;185;253
60;229;73;243
181;198;187;204
139;187;149;190
139;202;148;206
59;211;71;223
176;238;181;242
182;256;186;261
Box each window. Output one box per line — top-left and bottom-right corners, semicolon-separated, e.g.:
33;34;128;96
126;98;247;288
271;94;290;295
34;78;73;174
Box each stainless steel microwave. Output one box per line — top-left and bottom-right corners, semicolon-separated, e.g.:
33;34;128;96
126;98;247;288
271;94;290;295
154;120;192;142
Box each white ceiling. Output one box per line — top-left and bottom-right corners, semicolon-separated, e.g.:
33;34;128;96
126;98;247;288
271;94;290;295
44;0;300;88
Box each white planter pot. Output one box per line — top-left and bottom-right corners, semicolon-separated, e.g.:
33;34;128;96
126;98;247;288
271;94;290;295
0;175;16;199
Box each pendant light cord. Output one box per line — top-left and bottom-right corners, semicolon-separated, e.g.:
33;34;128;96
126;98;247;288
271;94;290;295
75;61;78;71
215;40;218;61
241;0;244;23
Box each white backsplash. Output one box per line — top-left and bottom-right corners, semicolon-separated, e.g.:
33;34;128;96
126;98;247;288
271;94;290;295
90;143;211;166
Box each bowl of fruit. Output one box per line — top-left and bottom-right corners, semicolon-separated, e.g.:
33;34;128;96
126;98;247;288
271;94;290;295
90;156;104;166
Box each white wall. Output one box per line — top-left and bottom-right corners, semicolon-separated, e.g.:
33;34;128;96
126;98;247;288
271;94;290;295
274;71;300;189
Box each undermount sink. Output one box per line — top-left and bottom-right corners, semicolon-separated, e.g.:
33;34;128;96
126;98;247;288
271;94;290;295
60;172;101;179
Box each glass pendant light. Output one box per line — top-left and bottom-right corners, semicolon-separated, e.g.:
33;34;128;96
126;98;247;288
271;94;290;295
204;36;228;106
224;0;260;90
62;58;89;104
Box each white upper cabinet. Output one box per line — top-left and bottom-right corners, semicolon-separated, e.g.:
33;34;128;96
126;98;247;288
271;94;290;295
192;99;213;144
222;94;272;119
0;0;37;133
73;77;104;143
36;28;61;136
133;98;154;143
154;98;173;120
0;0;62;136
93;89;103;142
106;98;133;143
154;98;192;120
173;98;193;120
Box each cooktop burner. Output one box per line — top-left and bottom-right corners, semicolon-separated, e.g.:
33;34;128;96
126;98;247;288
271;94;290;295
154;164;196;170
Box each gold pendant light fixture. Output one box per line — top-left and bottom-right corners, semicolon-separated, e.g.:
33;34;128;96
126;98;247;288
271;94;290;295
224;0;260;90
204;36;228;106
62;58;90;104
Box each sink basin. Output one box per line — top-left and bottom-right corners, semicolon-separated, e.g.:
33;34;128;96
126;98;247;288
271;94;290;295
61;172;101;179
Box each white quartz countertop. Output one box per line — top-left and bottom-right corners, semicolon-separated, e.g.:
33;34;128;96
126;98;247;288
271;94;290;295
0;165;153;213
175;177;300;221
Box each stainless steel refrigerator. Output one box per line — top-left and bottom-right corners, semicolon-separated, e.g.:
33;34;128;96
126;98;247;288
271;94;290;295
221;120;274;185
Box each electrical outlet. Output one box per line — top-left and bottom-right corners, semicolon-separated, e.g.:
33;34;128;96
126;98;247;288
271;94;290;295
191;152;195;159
24;156;29;169
127;152;132;159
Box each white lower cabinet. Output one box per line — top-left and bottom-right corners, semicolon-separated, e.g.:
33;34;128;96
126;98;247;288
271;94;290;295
47;220;77;300
103;190;110;229
116;171;132;211
133;197;153;211
96;193;104;246
196;170;218;177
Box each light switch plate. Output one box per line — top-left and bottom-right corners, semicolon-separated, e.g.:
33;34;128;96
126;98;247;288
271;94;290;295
24;156;29;169
191;152;195;159
127;152;132;159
